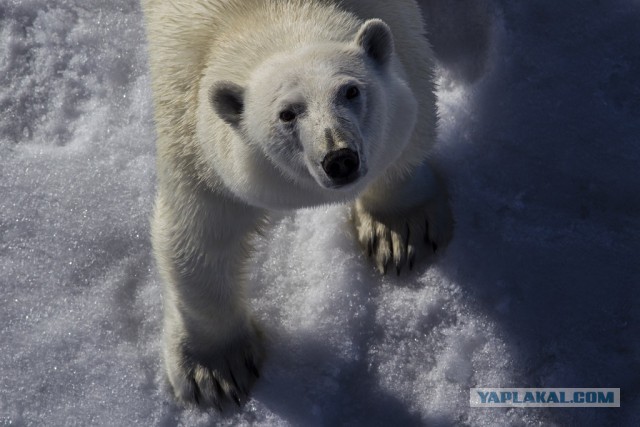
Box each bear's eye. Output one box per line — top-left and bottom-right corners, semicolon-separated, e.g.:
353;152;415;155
345;86;360;100
279;110;297;122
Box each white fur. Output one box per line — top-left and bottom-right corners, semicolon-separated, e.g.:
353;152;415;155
143;0;453;409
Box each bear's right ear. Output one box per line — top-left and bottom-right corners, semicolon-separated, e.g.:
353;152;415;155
210;81;245;127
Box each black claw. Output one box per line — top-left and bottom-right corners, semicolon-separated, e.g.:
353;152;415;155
211;381;224;410
208;373;223;410
191;378;201;406
432;242;438;253
214;378;224;398
227;361;240;389
382;253;391;275
409;256;414;270
230;374;244;398
230;368;248;396
231;391;241;407
367;239;373;257
396;266;401;276
424;219;431;244
246;359;260;379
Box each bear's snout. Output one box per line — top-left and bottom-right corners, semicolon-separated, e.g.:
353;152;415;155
321;148;360;186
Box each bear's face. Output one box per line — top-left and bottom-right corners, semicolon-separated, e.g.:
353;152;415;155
244;45;376;191
209;20;417;205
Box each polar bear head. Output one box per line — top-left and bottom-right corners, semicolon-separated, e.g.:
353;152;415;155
207;19;417;205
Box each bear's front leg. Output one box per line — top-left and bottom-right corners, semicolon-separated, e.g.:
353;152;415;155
152;190;266;409
353;160;454;274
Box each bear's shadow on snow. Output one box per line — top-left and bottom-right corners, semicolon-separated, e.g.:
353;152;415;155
254;330;441;427
430;2;639;421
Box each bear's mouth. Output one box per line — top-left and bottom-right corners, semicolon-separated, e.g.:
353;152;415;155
324;171;361;189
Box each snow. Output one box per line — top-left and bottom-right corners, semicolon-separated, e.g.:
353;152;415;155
1;0;638;425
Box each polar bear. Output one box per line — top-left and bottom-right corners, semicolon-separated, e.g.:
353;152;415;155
143;0;453;409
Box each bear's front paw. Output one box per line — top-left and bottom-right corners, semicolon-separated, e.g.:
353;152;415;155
352;197;453;275
165;322;265;410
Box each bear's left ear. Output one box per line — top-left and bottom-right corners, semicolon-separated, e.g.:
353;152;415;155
210;81;245;127
355;19;394;67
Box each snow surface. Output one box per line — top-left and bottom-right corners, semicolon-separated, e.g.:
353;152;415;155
1;0;639;425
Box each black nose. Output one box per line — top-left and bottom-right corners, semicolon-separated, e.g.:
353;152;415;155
321;148;360;185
